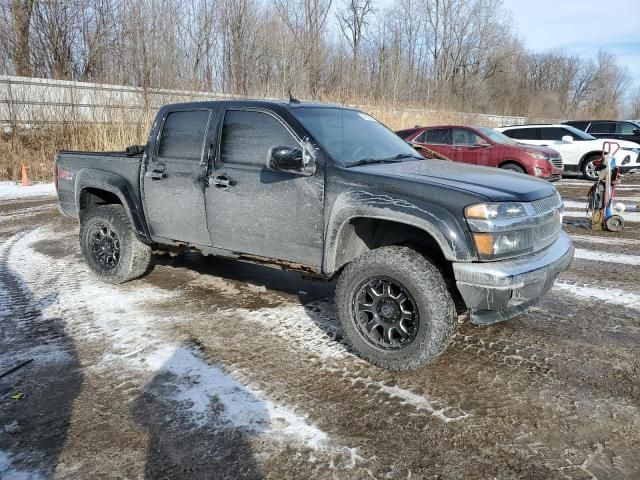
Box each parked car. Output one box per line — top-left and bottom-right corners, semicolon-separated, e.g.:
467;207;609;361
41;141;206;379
396;125;563;181
55;100;573;370
497;124;640;181
564;120;640;144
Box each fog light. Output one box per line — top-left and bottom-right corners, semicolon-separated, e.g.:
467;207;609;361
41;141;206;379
534;167;544;176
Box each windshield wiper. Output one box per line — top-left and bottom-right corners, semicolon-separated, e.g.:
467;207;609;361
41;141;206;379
347;153;423;167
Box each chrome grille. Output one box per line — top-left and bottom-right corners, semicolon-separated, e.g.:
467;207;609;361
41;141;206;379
537;219;561;240
550;156;563;168
531;193;562;215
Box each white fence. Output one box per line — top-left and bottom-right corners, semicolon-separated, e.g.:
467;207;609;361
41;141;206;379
0;75;526;128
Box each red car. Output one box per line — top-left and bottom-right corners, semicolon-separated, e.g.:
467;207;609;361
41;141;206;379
396;125;564;181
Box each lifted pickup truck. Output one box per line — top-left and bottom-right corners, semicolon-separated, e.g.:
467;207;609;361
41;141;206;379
55;100;574;370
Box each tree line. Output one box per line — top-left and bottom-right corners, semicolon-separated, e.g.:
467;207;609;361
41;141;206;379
1;0;638;119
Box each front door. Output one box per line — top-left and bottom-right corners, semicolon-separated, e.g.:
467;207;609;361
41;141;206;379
205;109;324;267
449;128;492;166
540;127;580;166
142;109;213;246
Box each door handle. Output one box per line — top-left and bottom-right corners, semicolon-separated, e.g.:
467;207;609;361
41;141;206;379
210;174;234;189
145;169;166;180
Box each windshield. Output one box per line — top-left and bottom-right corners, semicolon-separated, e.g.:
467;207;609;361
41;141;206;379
291;107;421;167
563;125;595;140
477;127;519;145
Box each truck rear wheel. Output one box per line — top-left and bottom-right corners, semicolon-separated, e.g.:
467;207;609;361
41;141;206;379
79;205;151;284
335;246;457;370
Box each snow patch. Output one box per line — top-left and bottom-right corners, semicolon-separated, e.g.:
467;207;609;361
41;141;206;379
554;281;640;310
374;383;470;423
574;248;640;266
0;183;55;201
7;228;338;452
0;451;44;480
570;234;640;246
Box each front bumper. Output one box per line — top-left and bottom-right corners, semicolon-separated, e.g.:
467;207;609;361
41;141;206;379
453;232;574;324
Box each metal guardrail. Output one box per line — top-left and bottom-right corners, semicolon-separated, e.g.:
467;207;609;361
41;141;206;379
0;75;528;128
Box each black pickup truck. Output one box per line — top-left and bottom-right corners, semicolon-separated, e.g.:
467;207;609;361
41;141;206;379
55;100;574;370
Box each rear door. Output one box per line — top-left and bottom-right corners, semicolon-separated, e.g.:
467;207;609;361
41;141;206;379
205;108;324;267
142;109;213;246
449;128;492;166
416;128;454;159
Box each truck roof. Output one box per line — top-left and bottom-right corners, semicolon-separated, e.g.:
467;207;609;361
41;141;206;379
161;99;357;111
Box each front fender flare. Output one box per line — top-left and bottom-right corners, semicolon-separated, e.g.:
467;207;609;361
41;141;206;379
324;190;475;275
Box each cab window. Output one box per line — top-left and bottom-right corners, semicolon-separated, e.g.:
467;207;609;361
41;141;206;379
452;128;484;146
588;122;616;134
425;128;451;144
220;110;298;166
157;110;210;161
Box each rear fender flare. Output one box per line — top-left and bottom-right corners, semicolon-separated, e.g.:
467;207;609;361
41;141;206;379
74;169;149;240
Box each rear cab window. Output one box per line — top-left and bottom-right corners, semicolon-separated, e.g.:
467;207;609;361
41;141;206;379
157;110;211;161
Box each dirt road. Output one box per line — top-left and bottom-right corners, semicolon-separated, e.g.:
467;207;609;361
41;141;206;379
1;179;639;479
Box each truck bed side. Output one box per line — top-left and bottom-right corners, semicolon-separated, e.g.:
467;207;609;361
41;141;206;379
55;151;148;239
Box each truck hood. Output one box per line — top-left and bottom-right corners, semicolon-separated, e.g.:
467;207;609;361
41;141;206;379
348;159;557;202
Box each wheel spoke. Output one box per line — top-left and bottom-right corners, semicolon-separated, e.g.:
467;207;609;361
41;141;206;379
89;222;120;271
366;284;382;299
396;320;410;338
353;275;420;350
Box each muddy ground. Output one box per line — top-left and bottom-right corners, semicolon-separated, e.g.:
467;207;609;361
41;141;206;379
1;178;639;479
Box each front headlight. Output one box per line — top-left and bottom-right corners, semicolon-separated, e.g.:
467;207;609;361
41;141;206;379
472;231;534;260
465;202;536;259
526;151;548;161
465;202;528;220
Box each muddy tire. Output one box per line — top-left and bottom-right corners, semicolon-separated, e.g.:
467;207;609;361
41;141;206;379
335;246;457;371
581;154;601;181
79;205;151;284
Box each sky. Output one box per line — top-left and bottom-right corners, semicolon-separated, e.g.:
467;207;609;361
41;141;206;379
502;0;640;82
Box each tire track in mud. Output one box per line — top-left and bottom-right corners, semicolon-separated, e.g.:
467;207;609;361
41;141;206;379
6;227;372;478
6;206;640;478
0;233;83;478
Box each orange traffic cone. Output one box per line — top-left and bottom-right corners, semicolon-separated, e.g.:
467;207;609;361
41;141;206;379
21;162;30;187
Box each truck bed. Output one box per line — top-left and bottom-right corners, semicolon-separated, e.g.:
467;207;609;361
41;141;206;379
55;151;143;219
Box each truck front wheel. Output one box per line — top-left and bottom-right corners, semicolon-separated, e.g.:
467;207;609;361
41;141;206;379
335;246;457;370
79;205;151;284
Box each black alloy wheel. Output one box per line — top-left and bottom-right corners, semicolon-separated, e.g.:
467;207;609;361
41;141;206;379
88;223;121;270
352;276;420;350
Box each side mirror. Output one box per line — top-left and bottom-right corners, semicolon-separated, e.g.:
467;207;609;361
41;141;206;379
473;141;491;148
633;128;640;136
561;135;574;143
266;145;315;176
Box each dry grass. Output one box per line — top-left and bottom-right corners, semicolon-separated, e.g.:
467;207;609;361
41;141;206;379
1;120;151;182
0;103;502;182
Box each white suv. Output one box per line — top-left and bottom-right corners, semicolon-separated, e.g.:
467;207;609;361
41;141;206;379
496;124;640;180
